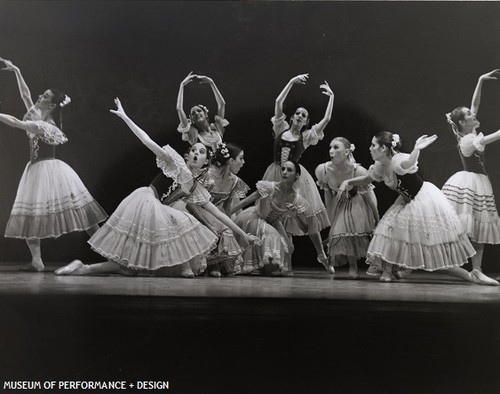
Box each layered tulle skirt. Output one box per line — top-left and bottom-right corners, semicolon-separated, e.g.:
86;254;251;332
88;187;217;273
367;182;475;271
5;159;107;239
442;171;500;244
326;189;378;266
262;162;330;236
234;206;291;272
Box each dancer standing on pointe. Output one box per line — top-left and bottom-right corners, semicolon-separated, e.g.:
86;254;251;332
442;69;500;279
338;131;498;285
315;137;378;278
263;73;334;273
177;72;228;151
0;57;107;272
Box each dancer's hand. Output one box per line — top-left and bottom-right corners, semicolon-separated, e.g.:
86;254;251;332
290;73;309;85
180;71;197;87
0;57;19;72
110;98;127;119
414;134;437;151
479;69;500;82
246;234;260;245
337;180;351;202
320;81;334;97
196;75;214;84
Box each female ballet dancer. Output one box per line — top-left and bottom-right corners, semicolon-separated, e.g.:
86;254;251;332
315;137;378;278
338;131;498;285
263;73;334;272
209;142;250;216
231;161;309;276
0;57;107;272
56;99;254;277
177;72;228;151
442;69;500;276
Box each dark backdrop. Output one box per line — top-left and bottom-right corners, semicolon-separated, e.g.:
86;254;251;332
1;1;500;270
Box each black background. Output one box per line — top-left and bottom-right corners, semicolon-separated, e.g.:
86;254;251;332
1;1;500;271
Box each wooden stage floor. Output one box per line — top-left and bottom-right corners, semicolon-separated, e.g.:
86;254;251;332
1;264;500;393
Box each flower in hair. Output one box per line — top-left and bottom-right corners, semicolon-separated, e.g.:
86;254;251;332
197;104;209;114
218;142;230;159
60;95;71;108
391;134;400;147
445;113;454;125
349;144;355;152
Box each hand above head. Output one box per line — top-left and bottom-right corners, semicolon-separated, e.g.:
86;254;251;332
196;75;214;84
320;81;334;97
109;98;127;119
181;71;197;86
290;73;309;85
479;69;500;81
0;57;19;72
414;134;438;150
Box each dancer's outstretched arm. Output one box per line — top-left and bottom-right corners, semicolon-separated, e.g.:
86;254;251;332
0;113;44;134
400;134;437;170
230;191;260;215
0;58;34;110
315;81;335;132
471;69;500;115
197;75;226;120
274;73;309;122
176;71;197;129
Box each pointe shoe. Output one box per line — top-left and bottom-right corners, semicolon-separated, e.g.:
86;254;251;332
395;269;413;280
348;270;360;280
54;260;85;276
181;268;195;278
366;265;382;277
379;271;395;282
470;268;499;286
318;255;335;274
19;263;44;272
209;269;221;278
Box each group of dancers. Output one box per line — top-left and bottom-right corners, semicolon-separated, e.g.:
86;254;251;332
1;58;500;286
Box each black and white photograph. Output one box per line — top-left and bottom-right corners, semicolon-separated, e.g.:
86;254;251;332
0;1;500;392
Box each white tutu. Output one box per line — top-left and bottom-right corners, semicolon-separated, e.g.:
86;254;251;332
262;162;330;235
442;171;500;244
5;159;107;239
367;182;475;271
88;187;217;272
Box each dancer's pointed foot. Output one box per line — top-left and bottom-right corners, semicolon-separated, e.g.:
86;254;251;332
366;264;382;277
470;268;499;286
395;268;413;280
317;254;335;274
181;266;195;278
20;257;44;272
55;260;88;276
379;271;395;282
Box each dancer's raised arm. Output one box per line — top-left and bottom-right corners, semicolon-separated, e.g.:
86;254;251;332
274;73;309;121
471;69;500;115
197;74;226;119
0;58;34;110
0;113;44;134
399;134;437;170
176;71;197;129
314;81;335;133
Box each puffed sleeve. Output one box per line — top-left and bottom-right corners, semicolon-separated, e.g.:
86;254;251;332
367;162;384;182
302;124;325;149
460;132;486;157
256;180;275;198
24;121;68;145
232;177;250;199
315;163;329;190
184;181;212;205
156;144;193;185
177;121;198;146
292;195;310;215
271;114;290;139
392;153;418;176
353;165;375;194
213;115;229;136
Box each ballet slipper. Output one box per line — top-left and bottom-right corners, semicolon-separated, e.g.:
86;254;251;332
379;271;395;282
470;268;499;286
395;269;413;280
54;260;86;276
19;263;44;272
181;267;195;278
317;254;335;274
209;270;221;278
366;265;382;277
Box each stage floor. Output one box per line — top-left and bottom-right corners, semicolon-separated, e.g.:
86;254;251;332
1;264;500;393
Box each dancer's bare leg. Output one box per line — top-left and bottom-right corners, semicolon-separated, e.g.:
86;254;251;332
310;232;334;274
347;256;359;279
22;239;44;272
444;266;498;286
471;242;484;270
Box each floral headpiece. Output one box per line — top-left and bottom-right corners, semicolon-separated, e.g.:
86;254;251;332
349;144;355;152
218;142;230;159
196;104;209;114
60;95;71;108
445;112;462;140
391;134;400;148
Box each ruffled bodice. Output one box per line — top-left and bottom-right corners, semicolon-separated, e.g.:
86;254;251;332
208;169;250;206
316;162;374;198
458;132;487;175
255;181;309;225
177;115;229;150
22;119;68;163
271;114;324;165
369;153;423;202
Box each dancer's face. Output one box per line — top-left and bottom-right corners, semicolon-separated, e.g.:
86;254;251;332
229;151;245;175
190;106;208;125
35;90;56;111
329;139;349;164
459;107;480;133
291;107;309;128
186;143;209;169
369;137;386;162
281;161;298;182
